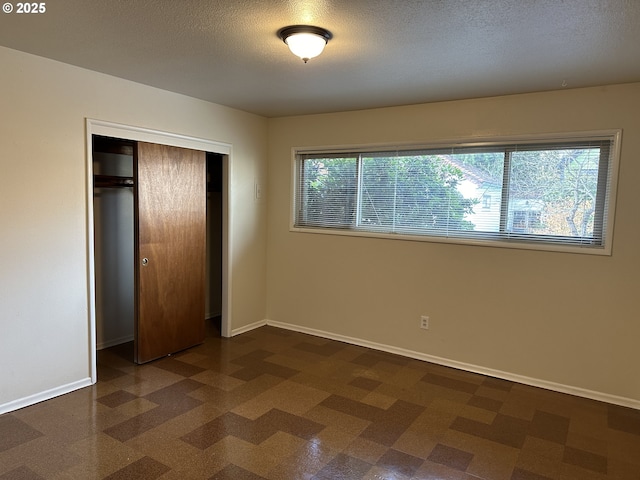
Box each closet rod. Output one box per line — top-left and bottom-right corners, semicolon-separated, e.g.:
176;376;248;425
94;175;135;188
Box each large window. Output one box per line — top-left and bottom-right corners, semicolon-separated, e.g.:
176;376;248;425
293;132;620;254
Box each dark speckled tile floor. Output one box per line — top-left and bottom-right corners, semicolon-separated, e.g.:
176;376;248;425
1;321;639;479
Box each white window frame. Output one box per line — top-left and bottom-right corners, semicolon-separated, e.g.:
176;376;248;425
290;130;621;255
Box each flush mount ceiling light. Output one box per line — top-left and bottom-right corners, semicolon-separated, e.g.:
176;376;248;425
277;25;333;63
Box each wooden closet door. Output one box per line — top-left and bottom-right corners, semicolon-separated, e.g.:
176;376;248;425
134;142;206;364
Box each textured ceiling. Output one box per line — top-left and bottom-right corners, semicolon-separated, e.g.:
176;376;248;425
1;0;639;117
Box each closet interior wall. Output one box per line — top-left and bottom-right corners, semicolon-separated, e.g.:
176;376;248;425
93;138;135;349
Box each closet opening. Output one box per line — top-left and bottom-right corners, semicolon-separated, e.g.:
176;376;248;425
206;152;224;334
91;134;224;365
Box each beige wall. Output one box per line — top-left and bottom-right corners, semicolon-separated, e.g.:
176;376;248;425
0;46;267;409
266;84;640;404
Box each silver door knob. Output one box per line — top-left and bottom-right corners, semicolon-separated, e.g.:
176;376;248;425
141;258;149;266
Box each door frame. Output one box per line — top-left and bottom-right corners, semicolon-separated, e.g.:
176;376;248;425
85;119;233;383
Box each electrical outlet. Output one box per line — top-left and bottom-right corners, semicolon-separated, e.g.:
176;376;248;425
420;316;429;330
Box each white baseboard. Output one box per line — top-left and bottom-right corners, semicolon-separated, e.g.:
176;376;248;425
261;319;640;411
5;321;637;416
230;319;267;336
0;377;94;415
97;334;134;350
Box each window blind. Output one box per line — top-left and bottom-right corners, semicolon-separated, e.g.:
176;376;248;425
294;133;619;253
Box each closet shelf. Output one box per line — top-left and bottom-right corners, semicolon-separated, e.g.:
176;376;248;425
94;175;135;188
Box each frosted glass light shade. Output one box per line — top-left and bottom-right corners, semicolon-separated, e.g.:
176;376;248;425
285;33;327;62
278;25;333;63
